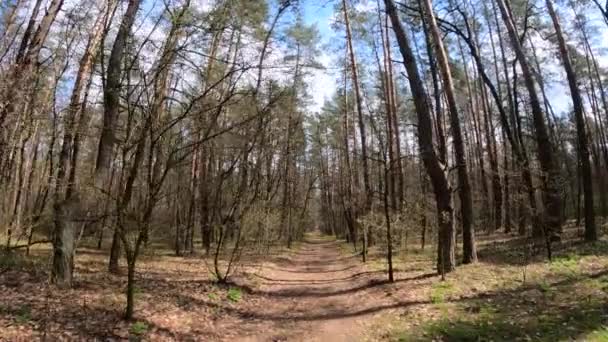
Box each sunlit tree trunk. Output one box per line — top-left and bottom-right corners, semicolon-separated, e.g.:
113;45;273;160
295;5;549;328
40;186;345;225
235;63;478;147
422;0;476;263
494;0;562;254
385;0;456;273
343;0;372;215
52;0;116;287
545;0;596;240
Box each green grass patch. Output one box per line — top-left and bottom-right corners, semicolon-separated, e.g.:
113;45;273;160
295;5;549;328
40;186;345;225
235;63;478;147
367;257;387;272
373;236;608;342
227;287;242;302
132;286;144;299
0;304;33;324
14;305;32;324
539;280;553;294
389;297;607;342
585;327;608;341
430;281;454;304
130;321;148;336
549;254;581;279
0;251;43;274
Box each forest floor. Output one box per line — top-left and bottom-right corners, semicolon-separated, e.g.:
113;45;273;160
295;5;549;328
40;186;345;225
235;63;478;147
1;227;608;341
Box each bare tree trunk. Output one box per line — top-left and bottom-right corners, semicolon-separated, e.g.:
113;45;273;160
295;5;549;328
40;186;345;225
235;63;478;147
382;158;394;282
480;80;503;231
385;18;405;208
421;0;476;263
494;0;562;255
0;0;64;160
343;0;372;213
52;0;116;286
98;0;141;274
14;0;43;64
574;9;608;220
384;0;456;273
545;0;596;240
340;49;357;252
279;42;300;247
95;0;141;183
200;146;212;254
108;224;121;273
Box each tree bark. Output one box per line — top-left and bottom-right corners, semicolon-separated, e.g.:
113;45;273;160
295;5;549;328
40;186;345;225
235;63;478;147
494;0;562;249
343;0;372;212
421;0;476;263
545;0;596;240
384;0;456;273
96;0;142;183
52;0;116;286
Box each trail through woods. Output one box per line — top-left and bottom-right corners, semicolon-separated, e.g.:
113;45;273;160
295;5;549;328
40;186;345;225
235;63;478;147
2;229;608;340
4;0;608;339
235;234;381;341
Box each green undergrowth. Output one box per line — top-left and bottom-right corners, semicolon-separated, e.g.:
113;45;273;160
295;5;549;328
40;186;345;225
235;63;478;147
337;240;356;256
227;287;242;302
388;272;608;341
0;250;46;275
585;327;608;341
130;321;148;337
391;302;607;342
392;294;607;342
430;281;455;304
365;237;608;341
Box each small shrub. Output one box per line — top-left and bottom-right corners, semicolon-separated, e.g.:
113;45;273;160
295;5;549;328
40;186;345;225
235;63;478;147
130;321;148;336
14;305;32;324
227;287;242;302
207;293;218;301
0;252;17;270
0;252;28;272
0;251;44;275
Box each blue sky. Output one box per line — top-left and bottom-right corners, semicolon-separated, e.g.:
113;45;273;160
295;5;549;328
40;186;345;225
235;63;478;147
302;0;334;37
302;0;338;112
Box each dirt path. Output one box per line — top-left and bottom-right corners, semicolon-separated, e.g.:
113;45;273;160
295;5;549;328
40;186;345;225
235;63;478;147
4;229;606;341
234;234;387;342
1;232;430;341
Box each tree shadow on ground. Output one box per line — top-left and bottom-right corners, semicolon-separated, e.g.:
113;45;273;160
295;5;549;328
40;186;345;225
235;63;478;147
175;269;608;337
236;272;436;298
5;268;605;340
397;270;608;341
249;269;412;285
401;300;608;342
266;264;359;274
476;229;608;266
0;299;207;341
0;246;223;340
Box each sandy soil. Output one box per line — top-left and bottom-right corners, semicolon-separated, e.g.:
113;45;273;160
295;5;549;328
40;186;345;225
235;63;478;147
234;235;380;341
1;233;431;341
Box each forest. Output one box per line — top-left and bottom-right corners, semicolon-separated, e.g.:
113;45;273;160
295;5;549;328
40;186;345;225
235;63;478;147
1;0;608;340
